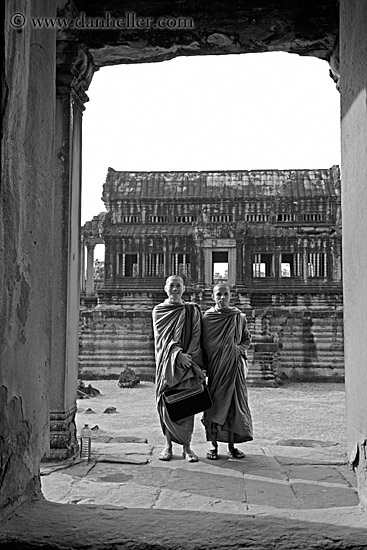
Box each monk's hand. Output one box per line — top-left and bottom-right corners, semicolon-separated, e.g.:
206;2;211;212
179;352;192;368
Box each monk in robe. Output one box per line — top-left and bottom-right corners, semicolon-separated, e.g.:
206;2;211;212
202;283;253;460
152;275;205;462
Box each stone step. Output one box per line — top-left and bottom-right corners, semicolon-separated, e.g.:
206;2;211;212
79;353;154;361
279;335;344;340
79;335;153;341
278;366;345;376
280;344;344;351
268;328;343;336
78;364;156;381
279;352;344;360
278;361;344;369
79;358;155;366
81;329;152;336
80;342;153;349
280;325;344;331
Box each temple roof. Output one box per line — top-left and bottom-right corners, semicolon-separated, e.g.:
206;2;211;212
103;166;341;203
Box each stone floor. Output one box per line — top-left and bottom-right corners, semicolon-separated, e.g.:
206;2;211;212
1;381;367;549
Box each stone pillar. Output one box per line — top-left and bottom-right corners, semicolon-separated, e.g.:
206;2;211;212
228;247;236;286
235;241;244;285
203;247;212;286
47;43;94;459
80;237;86;293
195;233;204;285
340;0;367;506
1;0;57;513
86;243;96;296
331;237;342;281
303;240;308;282
163;238;168;277
141;251;146;277
104;237;113;281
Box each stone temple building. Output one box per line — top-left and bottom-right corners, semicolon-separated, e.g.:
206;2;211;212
79;166;343;385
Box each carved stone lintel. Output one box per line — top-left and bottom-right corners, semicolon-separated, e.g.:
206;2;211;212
193;221;247;241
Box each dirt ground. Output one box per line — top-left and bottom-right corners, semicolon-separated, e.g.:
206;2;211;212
76;380;347;453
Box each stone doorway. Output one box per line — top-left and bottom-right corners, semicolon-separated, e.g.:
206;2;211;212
203;239;237;287
3;0;367;524
212;250;228;285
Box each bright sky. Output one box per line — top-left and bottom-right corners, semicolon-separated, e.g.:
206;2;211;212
82;51;341;235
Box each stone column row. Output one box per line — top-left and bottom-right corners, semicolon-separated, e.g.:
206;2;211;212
48;43;95;459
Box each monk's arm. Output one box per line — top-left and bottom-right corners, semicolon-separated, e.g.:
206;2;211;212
238;315;251;359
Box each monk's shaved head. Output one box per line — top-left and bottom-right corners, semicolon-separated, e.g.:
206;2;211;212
164;275;185;304
212;283;230;294
165;275;184;287
212;283;231;310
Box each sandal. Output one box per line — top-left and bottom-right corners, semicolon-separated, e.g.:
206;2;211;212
227;448;246;459
206;448;218;460
182;449;199;463
158;448;173;461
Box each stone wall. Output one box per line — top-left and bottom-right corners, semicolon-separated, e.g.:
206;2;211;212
79;292;344;384
79;308;156;380
0;0;56;518
340;0;367;507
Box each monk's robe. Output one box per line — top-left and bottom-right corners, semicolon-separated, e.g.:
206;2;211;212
202;306;253;443
152;300;205;446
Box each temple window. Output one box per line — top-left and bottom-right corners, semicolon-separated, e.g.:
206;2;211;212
253;253;273;277
209;214;233;223
307;252;329;277
276;213;297;222
117;253;138;277
246;214;270;222
122;215;140;223
302;213;326;222
147;215;168;223
174;215;197;223
145;253;164;277
170;253;191;279
281;253;302;277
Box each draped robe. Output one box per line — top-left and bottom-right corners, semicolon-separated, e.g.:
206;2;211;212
202;306;253;443
152;300;205;446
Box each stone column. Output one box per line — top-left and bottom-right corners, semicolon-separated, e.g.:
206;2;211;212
331;236;342;281
193;233;203;286
164;238;169;277
302;240;308;282
85;243;96;296
80;237;86;293
235;241;243;285
104;238;113;281
228;247;236;286
48;43;95;459
340;0;367;506
203;247;212;286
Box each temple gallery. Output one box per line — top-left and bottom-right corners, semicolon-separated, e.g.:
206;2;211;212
80;167;343;386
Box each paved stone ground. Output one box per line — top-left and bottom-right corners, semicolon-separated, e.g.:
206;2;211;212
39;381;358;517
2;381;367;549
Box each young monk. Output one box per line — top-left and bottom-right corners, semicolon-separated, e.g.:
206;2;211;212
202;283;253;459
152;275;205;462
